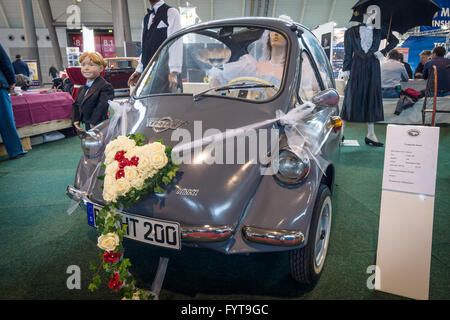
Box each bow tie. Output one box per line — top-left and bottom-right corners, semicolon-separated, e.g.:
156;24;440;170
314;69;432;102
147;8;155;15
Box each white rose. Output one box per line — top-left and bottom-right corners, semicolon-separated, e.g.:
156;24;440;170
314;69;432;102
115;177;132;196
115;136;136;149
97;232;120;251
103;188;118;203
136;154;152;172
104;140;122;155
131;176;146;190
149;150;168;170
147;142;166;154
105;161;119;177
104;136;136;159
103;175;118;201
124;166;139;183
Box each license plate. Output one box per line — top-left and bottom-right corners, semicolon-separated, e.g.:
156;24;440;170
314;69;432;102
86;202;181;250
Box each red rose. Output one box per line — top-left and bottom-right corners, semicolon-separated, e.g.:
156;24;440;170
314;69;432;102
114;151;125;161
108;273;123;292
103;251;122;263
116;169;125;180
130;156;139;166
119;158;130;169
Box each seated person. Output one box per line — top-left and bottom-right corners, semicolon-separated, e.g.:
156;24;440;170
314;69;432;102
400;54;413;79
72;52;115;131
381;49;409;98
423;46;450;97
414;50;432;79
208;16;291;100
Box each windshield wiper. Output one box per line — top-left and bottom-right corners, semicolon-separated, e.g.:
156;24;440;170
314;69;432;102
193;82;275;101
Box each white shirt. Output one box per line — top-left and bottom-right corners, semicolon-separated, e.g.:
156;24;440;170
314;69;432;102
381;59;409;88
360;25;374;54
84;79;95;96
136;0;182;74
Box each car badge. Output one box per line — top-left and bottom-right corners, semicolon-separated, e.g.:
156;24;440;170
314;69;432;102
146;117;187;133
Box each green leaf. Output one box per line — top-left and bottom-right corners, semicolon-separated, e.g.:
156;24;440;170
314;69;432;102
92;274;101;286
89;262;98;272
154;185;164;194
88;283;97;292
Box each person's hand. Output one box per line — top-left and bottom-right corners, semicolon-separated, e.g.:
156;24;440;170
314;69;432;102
128;71;141;87
338;70;350;81
73;121;83;132
168;72;178;89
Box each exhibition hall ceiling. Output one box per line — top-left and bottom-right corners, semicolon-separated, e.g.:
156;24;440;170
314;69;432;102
0;0;358;30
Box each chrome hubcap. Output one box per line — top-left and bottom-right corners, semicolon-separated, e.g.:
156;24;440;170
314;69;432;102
313;196;332;273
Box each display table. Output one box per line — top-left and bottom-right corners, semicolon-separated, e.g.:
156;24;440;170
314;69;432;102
380;96;450;125
0;91;74;145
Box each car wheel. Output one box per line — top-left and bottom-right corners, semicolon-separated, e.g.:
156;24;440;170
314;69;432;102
289;184;332;284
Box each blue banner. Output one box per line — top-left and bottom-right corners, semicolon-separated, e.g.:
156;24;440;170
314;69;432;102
401;36;447;73
420;0;450;31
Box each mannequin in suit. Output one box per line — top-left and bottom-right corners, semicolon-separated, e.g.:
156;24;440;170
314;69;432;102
72;52;114;131
340;6;398;147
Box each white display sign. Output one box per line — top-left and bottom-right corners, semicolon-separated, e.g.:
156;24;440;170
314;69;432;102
382;125;440;196
376;124;440;300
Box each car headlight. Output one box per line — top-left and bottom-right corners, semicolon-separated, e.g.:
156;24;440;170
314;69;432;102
275;149;310;184
80;129;103;157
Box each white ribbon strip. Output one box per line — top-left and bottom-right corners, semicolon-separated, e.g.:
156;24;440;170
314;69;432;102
172;102;316;154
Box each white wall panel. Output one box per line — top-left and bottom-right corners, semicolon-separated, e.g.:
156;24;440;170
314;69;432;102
274;0;302;23
214;0;242;20
302;0;331;28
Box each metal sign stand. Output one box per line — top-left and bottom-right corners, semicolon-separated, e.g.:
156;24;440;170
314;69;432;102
147;257;169;300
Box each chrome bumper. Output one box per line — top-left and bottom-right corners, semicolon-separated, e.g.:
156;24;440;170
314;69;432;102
181;225;233;242
242;226;304;247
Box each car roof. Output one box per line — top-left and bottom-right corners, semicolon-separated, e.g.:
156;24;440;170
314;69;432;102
180;17;307;37
105;57;138;61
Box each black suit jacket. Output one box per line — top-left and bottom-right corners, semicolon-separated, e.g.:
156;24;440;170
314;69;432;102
72;76;115;126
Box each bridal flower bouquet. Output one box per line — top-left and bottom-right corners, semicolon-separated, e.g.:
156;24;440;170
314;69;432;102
88;133;178;300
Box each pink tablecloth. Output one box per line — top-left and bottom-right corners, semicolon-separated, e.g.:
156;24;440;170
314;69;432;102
11;92;74;129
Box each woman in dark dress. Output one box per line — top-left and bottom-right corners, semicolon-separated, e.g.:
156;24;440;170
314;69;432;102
340;13;398;147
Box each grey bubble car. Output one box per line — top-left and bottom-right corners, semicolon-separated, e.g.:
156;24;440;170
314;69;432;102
67;17;342;284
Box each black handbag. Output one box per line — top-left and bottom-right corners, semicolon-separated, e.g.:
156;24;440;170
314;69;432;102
394;90;422;115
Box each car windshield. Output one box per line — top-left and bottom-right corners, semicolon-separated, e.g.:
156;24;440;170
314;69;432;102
135;26;289;101
108;60;134;69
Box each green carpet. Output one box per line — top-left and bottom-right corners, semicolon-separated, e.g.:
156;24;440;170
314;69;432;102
0;123;448;300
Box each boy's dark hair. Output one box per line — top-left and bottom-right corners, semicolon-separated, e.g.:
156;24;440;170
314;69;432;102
15;54;21;59
432;46;446;57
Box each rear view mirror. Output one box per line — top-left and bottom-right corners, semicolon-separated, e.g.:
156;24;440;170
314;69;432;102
311;89;339;108
218;26;233;38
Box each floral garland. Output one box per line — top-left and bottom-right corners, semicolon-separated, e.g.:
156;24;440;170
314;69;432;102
88;133;178;300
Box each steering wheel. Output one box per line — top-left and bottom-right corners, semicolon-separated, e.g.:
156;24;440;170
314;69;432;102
226;76;279;99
